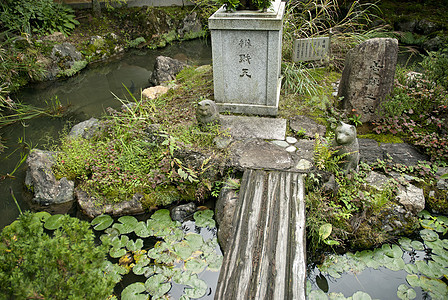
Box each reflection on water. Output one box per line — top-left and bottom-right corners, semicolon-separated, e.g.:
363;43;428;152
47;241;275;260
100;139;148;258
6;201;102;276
0;39;212;230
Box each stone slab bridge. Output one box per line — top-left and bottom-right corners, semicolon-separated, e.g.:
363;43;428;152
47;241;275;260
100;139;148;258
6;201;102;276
215;168;306;300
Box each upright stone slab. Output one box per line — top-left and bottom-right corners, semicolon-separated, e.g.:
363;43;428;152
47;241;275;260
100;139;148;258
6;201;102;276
337;38;398;122
209;0;285;116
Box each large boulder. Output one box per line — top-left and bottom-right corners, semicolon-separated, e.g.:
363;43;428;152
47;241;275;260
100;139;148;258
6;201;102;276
149;56;187;86
25;149;74;205
68;118;100;140
76;188;145;218
337;38;398;122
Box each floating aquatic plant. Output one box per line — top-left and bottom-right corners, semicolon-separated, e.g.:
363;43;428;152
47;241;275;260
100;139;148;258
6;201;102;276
91;208;222;300
309;210;448;300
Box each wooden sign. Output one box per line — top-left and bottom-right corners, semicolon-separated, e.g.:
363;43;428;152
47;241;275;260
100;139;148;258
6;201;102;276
293;37;330;62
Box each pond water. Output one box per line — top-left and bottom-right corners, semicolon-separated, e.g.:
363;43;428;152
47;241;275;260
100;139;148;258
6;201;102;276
0;38;212;230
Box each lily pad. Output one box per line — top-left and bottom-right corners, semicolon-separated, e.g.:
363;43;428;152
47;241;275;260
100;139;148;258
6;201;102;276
385;257;405;272
185;233;204;250
399;238;413;252
121;282;148;300
184;277;208;298
33;211;51;222
352;291;372;300
406;274;421;287
44;214;65;230
185;257;207;274
410;240;425;251
173;241;193;261
194;209;216;228
308;289;328;300
127;239;144;252
420;229;439;242
91;214;113;231
134;221;151;238
113;216;138;235
420;276;448;297
404;264;418;274
145;274;171;299
397;284;416;300
383;244;403;259
110;247;127;258
206;254;223;271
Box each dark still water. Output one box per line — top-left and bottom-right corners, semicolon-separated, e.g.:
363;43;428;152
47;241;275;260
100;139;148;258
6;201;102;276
0;39;212;230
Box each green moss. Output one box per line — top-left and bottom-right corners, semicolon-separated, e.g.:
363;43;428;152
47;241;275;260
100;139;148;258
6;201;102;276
58;60;88;78
358;133;403;144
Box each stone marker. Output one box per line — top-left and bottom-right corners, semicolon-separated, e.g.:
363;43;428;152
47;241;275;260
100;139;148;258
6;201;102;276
208;0;285;116
337;38;398;122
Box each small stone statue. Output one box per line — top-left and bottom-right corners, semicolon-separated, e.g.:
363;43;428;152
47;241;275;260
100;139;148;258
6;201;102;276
333;121;360;173
196;99;220;129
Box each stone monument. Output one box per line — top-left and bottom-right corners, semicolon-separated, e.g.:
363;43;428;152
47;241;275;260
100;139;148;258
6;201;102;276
337;38;398;122
208;0;285;116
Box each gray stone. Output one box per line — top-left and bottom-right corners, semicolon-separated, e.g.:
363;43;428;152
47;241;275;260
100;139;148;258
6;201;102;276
219;115;286;140
76;188;145;218
397;184;425;214
178;12;203;39
290;115;326;138
365;171;390;190
338;38;398;122
25;149;74;206
285;145;297;153
423;36;447;52
286;136;297;144
272;140;289;148
295;139;315;161
437;167;448;190
380;143;428;166
395;20;417;32
228;139;293;170
170;202;197;223
215;178;240;252
416;19;441;35
68;118;100;139
358;138;383;164
209;0;285;116
295;159;312;171
214;136;233;149
150;56;187;86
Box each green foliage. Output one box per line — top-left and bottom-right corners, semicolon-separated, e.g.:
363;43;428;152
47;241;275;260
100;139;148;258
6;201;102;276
313;211;448;300
93;209;222;300
313;132;343;173
375;64;448;162
127;37;146;48
421;48;448;91
58;60;88;78
0;212;116;299
282;0;382;64
0;37;43;92
0;0;79;36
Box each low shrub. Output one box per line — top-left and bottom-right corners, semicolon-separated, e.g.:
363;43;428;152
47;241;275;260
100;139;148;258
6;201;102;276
0;212;115;299
0;0;79;36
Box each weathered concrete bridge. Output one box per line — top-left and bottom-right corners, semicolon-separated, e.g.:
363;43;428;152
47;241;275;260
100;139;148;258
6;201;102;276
215;168;306;300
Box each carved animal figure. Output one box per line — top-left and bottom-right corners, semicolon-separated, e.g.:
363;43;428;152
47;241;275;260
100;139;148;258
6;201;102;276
333;121;360;172
196;99;220;128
